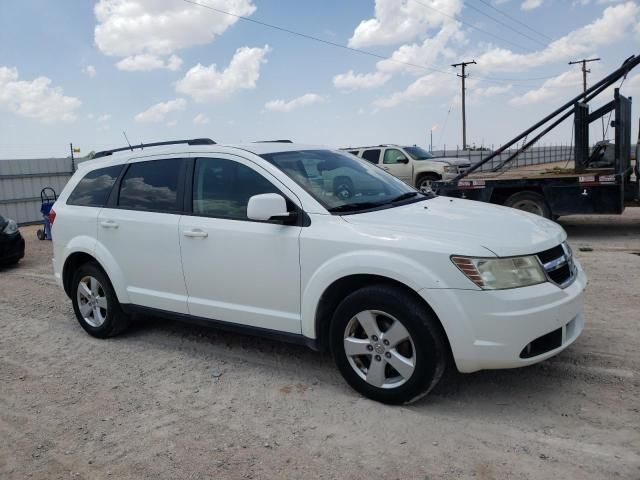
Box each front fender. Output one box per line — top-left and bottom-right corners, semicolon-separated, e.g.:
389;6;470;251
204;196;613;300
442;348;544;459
300;249;445;338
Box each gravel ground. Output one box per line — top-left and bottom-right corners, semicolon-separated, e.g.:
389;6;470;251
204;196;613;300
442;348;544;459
1;211;639;480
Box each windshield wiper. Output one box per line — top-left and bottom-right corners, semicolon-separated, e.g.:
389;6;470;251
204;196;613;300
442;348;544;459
327;202;383;213
390;192;421;203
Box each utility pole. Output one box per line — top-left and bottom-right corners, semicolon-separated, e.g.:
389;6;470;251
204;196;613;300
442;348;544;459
69;143;75;171
569;58;600;98
452;60;476;150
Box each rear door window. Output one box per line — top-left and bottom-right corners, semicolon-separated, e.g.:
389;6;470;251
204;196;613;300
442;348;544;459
361;149;381;164
118;158;183;212
67;165;122;207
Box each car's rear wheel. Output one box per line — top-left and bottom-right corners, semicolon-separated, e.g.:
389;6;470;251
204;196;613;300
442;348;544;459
330;285;447;404
71;262;130;338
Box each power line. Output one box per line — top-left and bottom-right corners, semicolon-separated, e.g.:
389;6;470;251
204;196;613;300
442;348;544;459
409;0;534;53
474;0;552;42
464;2;547;48
184;0;556;87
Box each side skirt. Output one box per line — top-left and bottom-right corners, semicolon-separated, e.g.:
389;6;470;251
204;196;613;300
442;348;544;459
120;304;321;351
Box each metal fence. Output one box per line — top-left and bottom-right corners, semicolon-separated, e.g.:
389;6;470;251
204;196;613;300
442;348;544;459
431;144;577;171
432;143;637;171
0;157;74;225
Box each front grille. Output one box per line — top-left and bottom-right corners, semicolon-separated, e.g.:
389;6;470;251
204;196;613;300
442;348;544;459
537;245;564;264
548;263;571;284
536;243;575;288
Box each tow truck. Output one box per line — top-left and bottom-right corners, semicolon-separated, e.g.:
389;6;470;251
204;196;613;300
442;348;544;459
436;54;640;219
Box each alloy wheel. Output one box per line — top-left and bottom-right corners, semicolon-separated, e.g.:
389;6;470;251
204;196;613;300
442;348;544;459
76;275;108;327
343;310;416;389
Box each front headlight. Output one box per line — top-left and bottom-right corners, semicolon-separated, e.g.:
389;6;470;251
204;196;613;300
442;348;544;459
2;219;18;235
444;165;458;174
451;255;546;290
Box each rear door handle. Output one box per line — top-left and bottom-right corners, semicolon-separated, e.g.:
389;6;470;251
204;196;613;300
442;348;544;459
100;220;119;229
382;166;390;171
183;229;208;238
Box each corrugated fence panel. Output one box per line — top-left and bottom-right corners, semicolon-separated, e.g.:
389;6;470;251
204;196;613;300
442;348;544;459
0;158;74;225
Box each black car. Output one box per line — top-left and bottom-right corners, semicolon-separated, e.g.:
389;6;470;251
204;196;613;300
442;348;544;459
0;215;25;266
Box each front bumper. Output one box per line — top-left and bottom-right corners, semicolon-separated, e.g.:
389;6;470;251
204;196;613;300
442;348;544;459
419;263;587;373
0;232;25;265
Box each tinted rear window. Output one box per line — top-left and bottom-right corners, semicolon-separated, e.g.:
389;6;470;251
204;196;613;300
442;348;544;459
67;165;122;207
361;149;381;164
118;158;183;212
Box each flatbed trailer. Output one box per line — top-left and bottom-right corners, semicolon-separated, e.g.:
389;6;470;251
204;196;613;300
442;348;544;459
436;55;640;219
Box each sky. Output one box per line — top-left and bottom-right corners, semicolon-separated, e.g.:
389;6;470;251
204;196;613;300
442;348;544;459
0;0;639;159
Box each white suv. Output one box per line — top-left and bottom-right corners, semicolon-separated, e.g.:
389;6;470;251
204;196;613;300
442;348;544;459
343;145;471;193
51;139;586;404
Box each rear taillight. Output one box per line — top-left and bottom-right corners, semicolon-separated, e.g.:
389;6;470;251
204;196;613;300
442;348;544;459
48;209;56;225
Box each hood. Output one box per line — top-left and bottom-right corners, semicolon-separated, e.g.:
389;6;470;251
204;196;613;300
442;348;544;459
428;157;471;166
342;196;565;257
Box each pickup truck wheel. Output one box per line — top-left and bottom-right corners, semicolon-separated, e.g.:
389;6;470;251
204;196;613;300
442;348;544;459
504;191;551;219
71;262;130;338
330;285;447;404
334;177;354;200
416;174;439;194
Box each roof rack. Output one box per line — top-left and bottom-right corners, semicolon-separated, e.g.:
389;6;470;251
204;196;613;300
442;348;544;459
92;138;216;159
253;139;293;143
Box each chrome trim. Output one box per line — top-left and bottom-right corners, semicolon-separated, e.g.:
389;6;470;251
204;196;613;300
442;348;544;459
538;242;577;289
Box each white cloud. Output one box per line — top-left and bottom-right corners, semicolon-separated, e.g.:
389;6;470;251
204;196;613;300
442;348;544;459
94;0;256;70
333;71;390;91
83;65;97;77
116;54;182;72
472;84;513;97
264;93;326;112
348;0;463;48
193;113;210;125
476;2;640;72
375;21;463;75
134;98;186;123
521;0;543;10
97;114;112;123
176;45;270;102
166;120;178;127
374;73;454;108
0;66;81;124
509;70;582;106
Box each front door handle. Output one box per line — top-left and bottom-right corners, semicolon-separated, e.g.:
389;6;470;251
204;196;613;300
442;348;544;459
183;229;208;238
100;220;119;229
382;166;390;171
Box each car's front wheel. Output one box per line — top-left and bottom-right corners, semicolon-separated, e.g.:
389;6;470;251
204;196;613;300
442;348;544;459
71;262;130;338
330;285;448;404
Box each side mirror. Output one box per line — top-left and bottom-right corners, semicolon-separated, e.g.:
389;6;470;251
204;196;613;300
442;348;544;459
397;157;409;164
247;193;295;223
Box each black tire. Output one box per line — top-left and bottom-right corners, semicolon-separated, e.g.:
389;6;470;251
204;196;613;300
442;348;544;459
504;191;552;219
333;177;354;200
330;285;448;405
415;173;440;194
71;262;130;338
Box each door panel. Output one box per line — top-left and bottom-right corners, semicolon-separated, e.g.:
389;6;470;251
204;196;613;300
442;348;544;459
97;157;188;313
382;148;412;183
180;156;302;333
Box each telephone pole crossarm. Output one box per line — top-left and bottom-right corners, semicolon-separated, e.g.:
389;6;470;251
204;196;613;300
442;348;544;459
569;57;601;97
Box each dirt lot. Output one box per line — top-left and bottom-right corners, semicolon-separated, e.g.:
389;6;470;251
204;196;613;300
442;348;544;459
1;212;639;480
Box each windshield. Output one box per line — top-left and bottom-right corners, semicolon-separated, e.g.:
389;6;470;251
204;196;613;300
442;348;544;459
261;149;427;213
404;146;433;160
